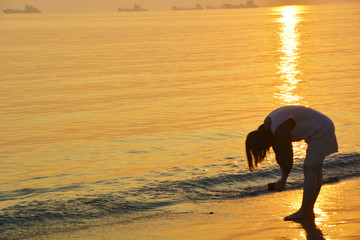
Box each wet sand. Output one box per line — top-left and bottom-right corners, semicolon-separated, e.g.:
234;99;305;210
35;178;360;239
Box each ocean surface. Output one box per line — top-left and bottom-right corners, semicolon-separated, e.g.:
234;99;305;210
1;3;359;239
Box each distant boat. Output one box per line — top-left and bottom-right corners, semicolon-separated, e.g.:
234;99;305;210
206;0;259;10
206;4;244;9
118;4;147;12
3;5;41;13
172;4;204;11
244;0;259;8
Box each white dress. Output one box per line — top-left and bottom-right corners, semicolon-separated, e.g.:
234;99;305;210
267;106;338;166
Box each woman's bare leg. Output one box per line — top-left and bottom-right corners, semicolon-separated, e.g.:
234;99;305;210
284;164;323;221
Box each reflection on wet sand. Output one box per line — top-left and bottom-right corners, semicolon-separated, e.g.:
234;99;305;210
295;218;326;240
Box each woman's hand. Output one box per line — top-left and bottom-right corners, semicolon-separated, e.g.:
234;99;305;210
274;179;286;192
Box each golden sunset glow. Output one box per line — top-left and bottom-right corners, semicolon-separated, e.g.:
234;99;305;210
274;6;303;105
1;1;359;239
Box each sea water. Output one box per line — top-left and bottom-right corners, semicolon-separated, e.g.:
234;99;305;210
0;3;359;238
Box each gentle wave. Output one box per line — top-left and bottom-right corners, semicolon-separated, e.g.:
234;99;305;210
1;152;359;239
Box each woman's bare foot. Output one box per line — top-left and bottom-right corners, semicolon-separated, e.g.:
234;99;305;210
284;210;315;221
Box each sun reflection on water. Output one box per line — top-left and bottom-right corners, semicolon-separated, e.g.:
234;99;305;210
274;6;307;158
274;6;304;105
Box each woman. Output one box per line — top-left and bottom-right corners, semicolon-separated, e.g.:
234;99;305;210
245;105;338;220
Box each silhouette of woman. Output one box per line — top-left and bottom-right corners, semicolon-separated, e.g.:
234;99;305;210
245;105;338;220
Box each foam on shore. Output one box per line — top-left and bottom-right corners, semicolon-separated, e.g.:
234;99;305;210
33;177;360;240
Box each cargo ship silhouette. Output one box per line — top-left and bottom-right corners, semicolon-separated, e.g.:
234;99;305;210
3;5;41;13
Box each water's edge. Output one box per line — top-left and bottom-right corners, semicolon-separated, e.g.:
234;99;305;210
1;153;359;239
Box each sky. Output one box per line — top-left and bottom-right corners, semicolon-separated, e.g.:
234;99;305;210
1;0;359;12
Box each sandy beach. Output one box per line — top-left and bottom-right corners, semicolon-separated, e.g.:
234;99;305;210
33;177;360;240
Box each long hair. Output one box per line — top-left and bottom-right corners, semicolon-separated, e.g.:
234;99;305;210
245;124;273;171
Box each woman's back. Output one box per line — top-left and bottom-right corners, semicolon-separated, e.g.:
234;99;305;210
267;105;332;141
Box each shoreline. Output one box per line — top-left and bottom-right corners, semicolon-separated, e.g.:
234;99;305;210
33;177;360;239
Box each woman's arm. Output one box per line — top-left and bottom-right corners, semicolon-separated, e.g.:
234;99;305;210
272;118;295;191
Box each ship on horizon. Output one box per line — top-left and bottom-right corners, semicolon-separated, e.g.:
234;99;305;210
206;0;259;9
3;5;41;13
172;4;204;11
118;4;147;12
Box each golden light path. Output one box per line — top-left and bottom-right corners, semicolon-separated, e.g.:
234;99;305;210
275;6;303;105
274;6;308;158
275;7;334;239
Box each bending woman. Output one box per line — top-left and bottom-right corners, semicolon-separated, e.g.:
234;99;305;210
245;105;338;220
